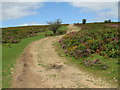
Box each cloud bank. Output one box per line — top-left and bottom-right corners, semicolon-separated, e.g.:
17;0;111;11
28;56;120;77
69;2;118;21
1;1;118;22
1;2;43;20
18;23;48;26
1;0;119;2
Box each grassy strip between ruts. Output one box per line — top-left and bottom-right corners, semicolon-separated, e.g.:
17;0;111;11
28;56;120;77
53;41;118;87
2;32;50;88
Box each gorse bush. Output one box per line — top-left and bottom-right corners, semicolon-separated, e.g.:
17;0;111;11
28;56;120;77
56;26;68;35
59;23;119;59
45;31;53;36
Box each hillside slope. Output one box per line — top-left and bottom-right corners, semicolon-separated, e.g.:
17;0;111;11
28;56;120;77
12;25;114;88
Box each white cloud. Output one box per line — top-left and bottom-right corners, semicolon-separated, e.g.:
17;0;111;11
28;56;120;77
1;1;119;22
1;0;119;2
18;22;48;26
0;3;2;26
69;2;118;21
1;2;43;20
95;7;118;20
70;2;117;11
1;0;47;2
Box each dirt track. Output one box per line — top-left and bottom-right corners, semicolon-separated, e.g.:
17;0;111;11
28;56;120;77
12;25;113;88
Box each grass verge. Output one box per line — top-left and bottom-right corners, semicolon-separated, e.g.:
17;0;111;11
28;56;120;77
53;41;118;87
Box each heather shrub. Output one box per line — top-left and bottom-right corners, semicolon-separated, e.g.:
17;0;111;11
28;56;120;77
59;23;119;59
2;25;49;44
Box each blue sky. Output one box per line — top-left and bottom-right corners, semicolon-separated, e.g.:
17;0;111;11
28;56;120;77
1;2;118;27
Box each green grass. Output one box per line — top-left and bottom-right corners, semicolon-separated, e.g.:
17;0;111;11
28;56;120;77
58;26;68;30
56;26;68;35
53;41;118;87
0;44;2;89
2;32;48;88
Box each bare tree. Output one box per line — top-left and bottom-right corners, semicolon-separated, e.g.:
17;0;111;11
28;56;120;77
47;19;62;34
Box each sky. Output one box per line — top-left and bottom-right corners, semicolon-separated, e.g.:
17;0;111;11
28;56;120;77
1;0;119;27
